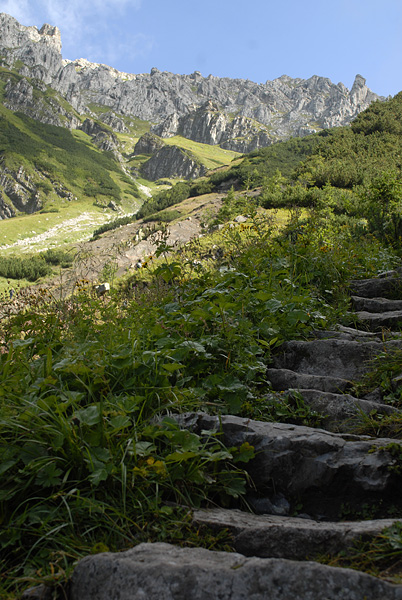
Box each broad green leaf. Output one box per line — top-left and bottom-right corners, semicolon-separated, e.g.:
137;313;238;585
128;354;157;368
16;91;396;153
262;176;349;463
233;442;255;464
134;441;156;456
179;341;206;354
265;299;282;312
88;468;109;486
75;405;101;426
161;363;184;372
109;415;131;429
34;463;62;487
165;450;198;462
0;460;18;476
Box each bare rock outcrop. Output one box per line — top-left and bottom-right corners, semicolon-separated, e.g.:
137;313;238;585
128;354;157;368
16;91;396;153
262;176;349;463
69;542;402;600
133;132;165;156
0;13;384;147
140;145;207;180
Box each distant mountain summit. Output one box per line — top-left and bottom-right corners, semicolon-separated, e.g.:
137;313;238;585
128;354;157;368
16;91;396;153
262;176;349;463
0;13;383;152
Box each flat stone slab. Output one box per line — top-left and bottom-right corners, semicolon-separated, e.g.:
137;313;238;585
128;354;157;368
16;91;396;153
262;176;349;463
69;542;402;600
267;367;352;394
312;325;381;340
193;508;401;560
350;275;402;299
351;296;402;313
174;413;402;516
273;338;402;380
355;310;402;331
294;388;400;432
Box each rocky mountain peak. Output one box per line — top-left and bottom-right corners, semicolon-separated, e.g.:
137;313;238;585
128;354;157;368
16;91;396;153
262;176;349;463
0;12;387;152
38;23;62;52
0;13;61;52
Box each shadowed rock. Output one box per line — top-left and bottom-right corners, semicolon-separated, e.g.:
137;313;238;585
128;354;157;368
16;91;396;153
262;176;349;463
272;338;402;380
267;367;352;393
355;310;402;331
293;388;400;431
174;413;402;517
350;275;402;299
351;296;402;313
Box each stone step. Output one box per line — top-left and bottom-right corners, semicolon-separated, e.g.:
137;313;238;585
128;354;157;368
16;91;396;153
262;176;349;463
350;273;402;299
193;507;401;560
267;367;352;394
69;541;402;600
286;388;400;432
351;295;402;313
311;325;382;341
174;413;402;518
355;310;402;331
272;338;402;380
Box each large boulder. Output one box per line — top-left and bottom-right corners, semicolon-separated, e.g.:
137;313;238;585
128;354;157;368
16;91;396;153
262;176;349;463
69;542;402;600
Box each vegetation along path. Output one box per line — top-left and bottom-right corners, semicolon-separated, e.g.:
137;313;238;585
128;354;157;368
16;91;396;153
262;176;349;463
68;266;402;600
5;93;402;599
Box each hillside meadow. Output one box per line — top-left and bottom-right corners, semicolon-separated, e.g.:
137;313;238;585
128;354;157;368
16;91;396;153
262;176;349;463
2;92;402;597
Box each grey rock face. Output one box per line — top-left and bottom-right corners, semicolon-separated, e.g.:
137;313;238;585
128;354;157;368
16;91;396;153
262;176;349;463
140;145;207;180
99;111;129;133
174;413;402;517
3;77;79;128
80;118;107;136
133;132;165;156
349;287;402;330
0;13;63;84
350;274;402;299
291;388;400;431
0;163;42;214
79;118;120;153
355;309;402;330
152;101;273;152
0;194;16;219
267;367;352;393
352;295;402;313
69;542;402;600
0;13;384;147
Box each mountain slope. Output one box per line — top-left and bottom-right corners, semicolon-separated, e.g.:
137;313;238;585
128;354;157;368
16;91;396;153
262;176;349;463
0;12;383;153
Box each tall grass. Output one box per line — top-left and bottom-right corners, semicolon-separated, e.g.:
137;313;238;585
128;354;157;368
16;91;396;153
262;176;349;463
0;204;401;595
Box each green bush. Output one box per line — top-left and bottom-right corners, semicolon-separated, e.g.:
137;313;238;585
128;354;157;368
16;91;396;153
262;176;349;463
136;182;191;219
142;210;182;223
92;215;137;238
0;255;51;281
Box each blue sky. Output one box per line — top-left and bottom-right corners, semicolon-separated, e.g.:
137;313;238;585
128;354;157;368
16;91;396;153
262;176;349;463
0;0;401;97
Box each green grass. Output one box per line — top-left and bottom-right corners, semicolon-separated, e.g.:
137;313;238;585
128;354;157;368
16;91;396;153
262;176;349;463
0;198;114;253
1;200;402;596
164;135;240;169
3;79;402;598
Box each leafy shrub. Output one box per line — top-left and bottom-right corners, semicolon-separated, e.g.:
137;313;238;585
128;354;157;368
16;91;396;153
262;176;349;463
357;171;402;246
92;215;137;238
142;210;182;223
0;255;51;281
136;182;191;219
41;249;73;268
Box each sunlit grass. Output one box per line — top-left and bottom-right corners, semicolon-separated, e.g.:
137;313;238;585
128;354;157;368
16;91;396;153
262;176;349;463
164;135;240;169
0;199;113;254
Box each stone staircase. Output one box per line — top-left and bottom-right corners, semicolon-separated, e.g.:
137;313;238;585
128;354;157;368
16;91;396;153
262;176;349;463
67;270;402;599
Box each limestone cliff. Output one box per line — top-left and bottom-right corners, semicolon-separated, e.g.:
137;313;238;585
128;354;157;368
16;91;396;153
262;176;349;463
140;146;207;181
0;13;384;149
